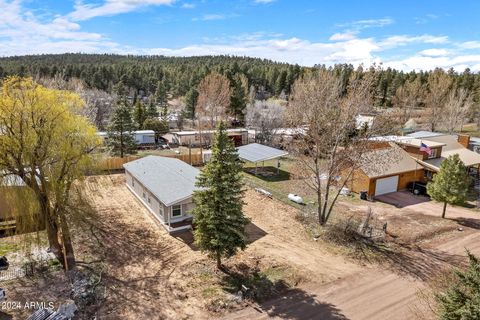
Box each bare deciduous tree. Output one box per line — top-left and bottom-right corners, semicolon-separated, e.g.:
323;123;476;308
37;75;116;130
196;73;232;154
442;88;473;134
392;77;425;125
425;69;453;132
284;69;394;226
196;73;231;128
245;100;284;146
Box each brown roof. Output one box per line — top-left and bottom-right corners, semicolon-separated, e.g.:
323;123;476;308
359;145;421;178
421;135;480;170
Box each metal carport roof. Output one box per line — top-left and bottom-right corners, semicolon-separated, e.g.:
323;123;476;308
236;143;288;163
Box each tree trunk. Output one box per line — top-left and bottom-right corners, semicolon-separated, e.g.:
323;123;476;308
120;132;124;158
59;211;76;272
216;252;222;270
39;194;73;271
46;214;63;260
317;190;324;225
442;202;447;219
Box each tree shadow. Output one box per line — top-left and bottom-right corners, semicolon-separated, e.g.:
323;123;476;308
221;263;348;320
0;311;12;320
258;289;349;320
453;217;480;229
361;241;465;281
71;197;186;319
246;222;268;243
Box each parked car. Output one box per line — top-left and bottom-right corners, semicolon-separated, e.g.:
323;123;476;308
407;181;428;196
0;288;5;301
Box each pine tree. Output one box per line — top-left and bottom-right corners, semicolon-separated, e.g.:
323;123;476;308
192;122;249;270
133;101;147;129
230;74;248;122
146;100;159;118
155;80;167;106
107;103;137;157
184;87;198;120
427;154;470;218
143;118;168;144
436;251;480;319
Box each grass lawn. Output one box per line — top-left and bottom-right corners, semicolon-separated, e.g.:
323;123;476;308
241;156;317;208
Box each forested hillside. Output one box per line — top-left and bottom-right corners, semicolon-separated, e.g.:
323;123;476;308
0;54;479;108
0;54;302;98
1;54;479;134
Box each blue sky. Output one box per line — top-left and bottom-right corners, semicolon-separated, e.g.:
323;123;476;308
1;0;479;70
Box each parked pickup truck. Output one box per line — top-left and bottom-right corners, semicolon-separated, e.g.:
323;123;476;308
407;181;428;196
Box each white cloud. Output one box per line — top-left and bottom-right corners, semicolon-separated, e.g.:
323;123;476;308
459;41;480;50
329;32;357;41
0;1;479;72
378;34;449;48
196;14;225;21
181;3;195;9
70;0;176;21
254;0;276;4
384;54;480;72
337;18;394;31
0;0;113;56
418;48;449;57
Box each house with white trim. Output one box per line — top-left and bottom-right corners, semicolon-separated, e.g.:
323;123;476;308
123;156;199;233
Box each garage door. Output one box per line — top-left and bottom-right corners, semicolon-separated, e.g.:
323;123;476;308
375;175;399;196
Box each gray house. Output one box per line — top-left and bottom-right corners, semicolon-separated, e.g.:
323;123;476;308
123;156;199;233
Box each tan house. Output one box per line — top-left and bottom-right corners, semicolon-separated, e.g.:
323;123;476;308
345;145;424;197
346;132;480;198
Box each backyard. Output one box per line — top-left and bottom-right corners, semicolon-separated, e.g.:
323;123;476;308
2;167;480;319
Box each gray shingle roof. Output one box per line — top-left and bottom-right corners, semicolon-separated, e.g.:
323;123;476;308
123;156;200;206
236;143;288;163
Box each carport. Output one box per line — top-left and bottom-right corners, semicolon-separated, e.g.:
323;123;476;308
237;143;288;175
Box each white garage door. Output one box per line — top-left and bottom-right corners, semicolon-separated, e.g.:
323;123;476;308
375;175;399;196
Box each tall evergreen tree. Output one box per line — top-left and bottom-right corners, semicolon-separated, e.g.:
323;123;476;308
155;79;167;106
230;74;248;121
436;251;480;320
107;103;137;157
185;87;198;120
427;154;470;218
146;100;159;118
133;101;147;129
192;122;249;269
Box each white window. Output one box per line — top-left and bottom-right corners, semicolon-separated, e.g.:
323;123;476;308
172;205;182;217
147;196;151;204
132;179;135;187
159;206;164;216
428;148;438;159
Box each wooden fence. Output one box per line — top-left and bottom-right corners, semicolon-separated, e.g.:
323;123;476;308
96;153;204;171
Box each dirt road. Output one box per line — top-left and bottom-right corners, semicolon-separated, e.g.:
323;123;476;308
223;194;480;320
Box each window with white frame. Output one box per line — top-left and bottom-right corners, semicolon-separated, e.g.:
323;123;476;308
132;178;135;187
172;204;182;217
428;148;438;159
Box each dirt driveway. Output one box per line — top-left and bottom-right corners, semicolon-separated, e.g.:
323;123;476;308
224;193;480;320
